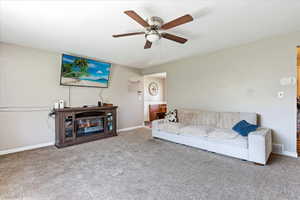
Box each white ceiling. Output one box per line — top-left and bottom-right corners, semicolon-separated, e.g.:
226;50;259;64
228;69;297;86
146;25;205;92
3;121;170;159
1;0;300;68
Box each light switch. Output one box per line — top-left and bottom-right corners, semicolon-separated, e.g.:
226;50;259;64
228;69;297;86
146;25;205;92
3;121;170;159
280;77;296;86
290;77;296;85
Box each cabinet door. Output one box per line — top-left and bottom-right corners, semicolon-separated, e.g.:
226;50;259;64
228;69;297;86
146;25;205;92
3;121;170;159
106;111;114;133
62;112;75;142
113;109;117;134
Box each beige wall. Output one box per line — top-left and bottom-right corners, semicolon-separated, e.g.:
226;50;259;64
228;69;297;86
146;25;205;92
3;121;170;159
143;76;166;121
143;32;300;155
0;42;144;151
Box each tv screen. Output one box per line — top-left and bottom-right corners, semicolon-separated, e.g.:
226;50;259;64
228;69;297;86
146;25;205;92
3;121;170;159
60;54;111;88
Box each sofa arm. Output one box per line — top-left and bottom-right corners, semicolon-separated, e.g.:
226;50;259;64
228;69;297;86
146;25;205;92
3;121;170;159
248;128;272;165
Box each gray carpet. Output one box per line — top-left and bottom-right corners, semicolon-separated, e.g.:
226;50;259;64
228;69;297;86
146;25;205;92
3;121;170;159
1;128;300;200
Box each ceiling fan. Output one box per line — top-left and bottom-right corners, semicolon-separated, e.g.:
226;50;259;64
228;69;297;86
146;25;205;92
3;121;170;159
112;10;193;49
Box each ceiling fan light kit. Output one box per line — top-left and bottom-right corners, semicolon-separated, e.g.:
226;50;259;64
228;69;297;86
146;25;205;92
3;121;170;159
113;10;193;49
145;30;161;42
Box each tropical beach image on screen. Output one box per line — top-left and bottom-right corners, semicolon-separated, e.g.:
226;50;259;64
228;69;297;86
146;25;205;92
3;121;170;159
61;54;111;88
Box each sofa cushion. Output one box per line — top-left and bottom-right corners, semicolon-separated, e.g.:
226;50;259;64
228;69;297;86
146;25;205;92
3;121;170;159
180;125;213;137
239;112;257;125
157;122;184;134
177;109;218;127
216;112;240;129
208;128;239;140
207;134;248;149
216;112;257;129
232;120;258;136
177;108;257;129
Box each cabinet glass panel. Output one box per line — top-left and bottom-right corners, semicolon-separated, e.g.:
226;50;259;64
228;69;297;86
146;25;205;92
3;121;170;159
106;112;113;131
64;115;73;138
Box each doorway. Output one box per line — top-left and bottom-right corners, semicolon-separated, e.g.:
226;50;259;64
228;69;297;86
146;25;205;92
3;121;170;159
143;72;167;128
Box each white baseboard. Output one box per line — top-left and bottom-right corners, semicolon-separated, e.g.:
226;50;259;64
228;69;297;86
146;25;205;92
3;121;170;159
117;125;145;132
0;142;55;156
0;126;145;156
273;151;298;158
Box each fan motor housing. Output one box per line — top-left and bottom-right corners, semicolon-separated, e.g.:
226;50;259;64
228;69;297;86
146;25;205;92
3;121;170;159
147;16;164;29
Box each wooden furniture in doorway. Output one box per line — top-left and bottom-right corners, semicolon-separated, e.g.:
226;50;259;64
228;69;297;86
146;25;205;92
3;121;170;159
149;104;167;121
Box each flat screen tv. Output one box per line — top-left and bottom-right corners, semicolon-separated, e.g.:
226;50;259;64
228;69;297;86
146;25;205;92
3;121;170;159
60;54;111;88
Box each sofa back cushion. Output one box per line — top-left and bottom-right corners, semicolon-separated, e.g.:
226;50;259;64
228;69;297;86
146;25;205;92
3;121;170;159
177;108;257;129
177;109;218;127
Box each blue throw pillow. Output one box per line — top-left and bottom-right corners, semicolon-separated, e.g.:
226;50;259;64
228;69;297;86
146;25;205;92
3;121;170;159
232;120;258;136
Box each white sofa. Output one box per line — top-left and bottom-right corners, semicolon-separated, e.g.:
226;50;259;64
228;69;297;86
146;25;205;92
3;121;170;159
152;109;272;165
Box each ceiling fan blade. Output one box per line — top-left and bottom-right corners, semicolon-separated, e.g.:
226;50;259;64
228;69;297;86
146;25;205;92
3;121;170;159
124;10;150;28
144;40;152;49
112;32;144;38
161;33;187;44
161;14;193;30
